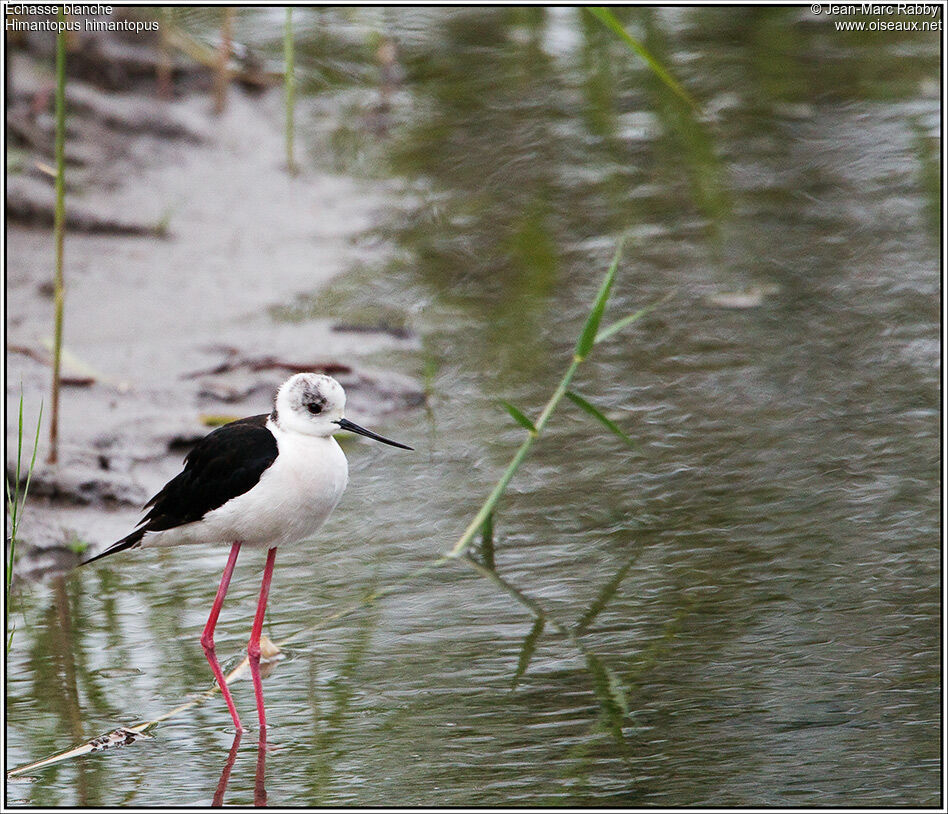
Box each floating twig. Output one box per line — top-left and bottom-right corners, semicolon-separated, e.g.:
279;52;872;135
7;637;281;778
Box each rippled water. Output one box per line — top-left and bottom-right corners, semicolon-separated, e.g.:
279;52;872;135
6;8;940;806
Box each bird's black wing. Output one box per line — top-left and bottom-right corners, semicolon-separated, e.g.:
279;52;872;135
82;414;278;566
139;413;278;531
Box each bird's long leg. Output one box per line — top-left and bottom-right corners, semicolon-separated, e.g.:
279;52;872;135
201;541;243;731
248;546;277;731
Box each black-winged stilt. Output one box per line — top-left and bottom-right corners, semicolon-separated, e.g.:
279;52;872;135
83;373;411;732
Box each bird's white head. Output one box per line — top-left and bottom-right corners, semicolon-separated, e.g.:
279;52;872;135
271;373;412;449
272;373;346;437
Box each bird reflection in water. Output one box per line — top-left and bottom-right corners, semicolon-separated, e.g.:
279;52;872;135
212;730;268;807
212;646;282;806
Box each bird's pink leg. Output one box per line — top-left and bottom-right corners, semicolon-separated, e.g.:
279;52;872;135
201;541;243;732
248;546;277;731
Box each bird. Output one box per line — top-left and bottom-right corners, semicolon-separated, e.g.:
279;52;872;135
83;372;411;732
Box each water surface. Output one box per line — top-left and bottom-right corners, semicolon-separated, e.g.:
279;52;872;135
6;7;940;806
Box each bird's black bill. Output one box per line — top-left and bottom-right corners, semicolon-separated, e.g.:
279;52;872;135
334;418;413;450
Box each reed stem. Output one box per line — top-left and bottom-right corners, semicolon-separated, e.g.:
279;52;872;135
284;7;298;173
48;12;67;465
447;240;625;558
448;356;581;558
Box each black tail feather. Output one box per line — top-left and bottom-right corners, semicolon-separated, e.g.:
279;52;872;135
81;528;146;566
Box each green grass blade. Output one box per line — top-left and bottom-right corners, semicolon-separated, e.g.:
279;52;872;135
595;289;675;345
448;355;582;559
6;395;25;626
566;391;634;447
574;240;624;360
22;400;44;510
16;393;24;488
9;393;24;516
499;400;537;434
6;398;42;653
511;617;545;689
586;7;698;112
450;239;624;560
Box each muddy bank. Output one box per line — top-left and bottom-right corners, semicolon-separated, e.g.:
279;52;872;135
6;50;421;575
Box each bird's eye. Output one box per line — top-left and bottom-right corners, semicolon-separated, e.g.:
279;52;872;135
307;402;323;415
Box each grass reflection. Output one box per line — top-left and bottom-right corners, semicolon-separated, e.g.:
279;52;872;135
465;554;634;744
638;11;730;237
303;609;377;803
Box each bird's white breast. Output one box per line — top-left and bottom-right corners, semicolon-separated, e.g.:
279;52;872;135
143;425;349;550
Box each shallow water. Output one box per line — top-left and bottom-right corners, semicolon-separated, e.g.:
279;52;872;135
6;8;940;806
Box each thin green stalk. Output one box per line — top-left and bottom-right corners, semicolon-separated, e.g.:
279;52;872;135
48;13;66;465
447;241;624;559
6;397;26;613
447;413;553;559
284;7;297;174
573;549;640;634
6;396;43;652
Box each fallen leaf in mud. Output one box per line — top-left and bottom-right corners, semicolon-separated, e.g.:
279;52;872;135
8;343;49;365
